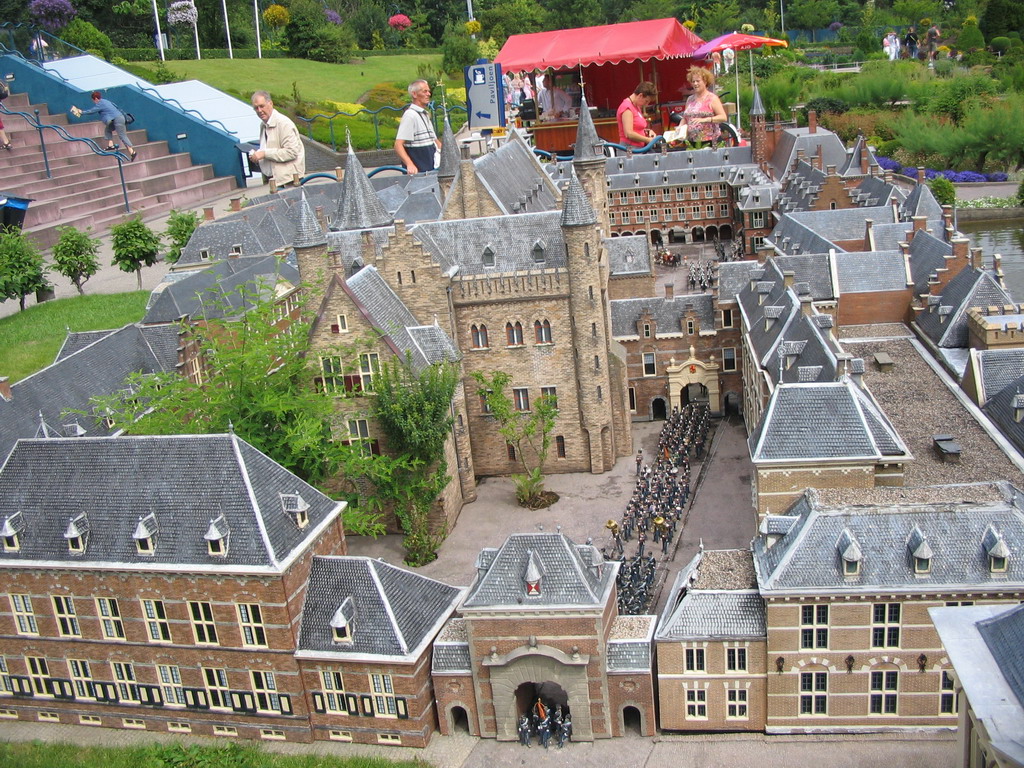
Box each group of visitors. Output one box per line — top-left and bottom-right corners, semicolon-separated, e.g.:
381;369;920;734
617;66;728;151
884;23;942;62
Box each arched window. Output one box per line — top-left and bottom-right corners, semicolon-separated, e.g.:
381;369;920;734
534;319;552;344
506;321;524;346
471;324;488;349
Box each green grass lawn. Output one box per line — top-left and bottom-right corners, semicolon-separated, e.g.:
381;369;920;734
167;56;444;104
0;292;150;383
0;740;432;768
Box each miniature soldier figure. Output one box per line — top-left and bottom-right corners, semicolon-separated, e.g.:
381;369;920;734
537;714;552;748
558;713;573;747
637;529;646;557
635;448;643;475
518;714;532;746
552;705;563;729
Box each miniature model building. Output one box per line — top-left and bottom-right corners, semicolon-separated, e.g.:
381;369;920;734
431;532;656;740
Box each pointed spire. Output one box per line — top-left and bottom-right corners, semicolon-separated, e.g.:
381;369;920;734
333;142;394;232
292;190;326;248
750;84;765;116
560;171;597;227
572;94;603;162
437;116;459;179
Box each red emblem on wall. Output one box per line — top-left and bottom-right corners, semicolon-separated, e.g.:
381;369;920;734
689;365;697;373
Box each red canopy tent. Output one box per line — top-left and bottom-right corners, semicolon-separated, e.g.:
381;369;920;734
495;18;705;115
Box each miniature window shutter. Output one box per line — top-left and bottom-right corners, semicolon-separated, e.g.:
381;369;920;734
360;694;374;716
396;698;409;719
184;687;210;709
138;684;163;705
278;694;293;715
345;693;359;714
312;692;326;713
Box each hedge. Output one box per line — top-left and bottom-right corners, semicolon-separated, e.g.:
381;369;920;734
111;47;439;61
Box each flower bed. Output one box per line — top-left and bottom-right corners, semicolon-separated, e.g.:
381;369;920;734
875;155;1008;183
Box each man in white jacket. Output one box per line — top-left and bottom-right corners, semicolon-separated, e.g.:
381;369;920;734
250;91;305;187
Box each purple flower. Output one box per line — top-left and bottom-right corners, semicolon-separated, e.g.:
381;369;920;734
829;21;844;31
876;155;902;172
28;0;76;32
324;8;342;24
987;172;1008;182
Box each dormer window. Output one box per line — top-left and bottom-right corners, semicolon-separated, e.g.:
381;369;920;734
532;240;546;264
838;528;862;577
205;515;229;558
133;513;158;555
524;550;544;597
1013;393;1024;423
280;492;310;529
984;524;1010;573
330;596;355;644
482;245;496;268
2;511;24;551
230;244;242;256
64;512;90;554
200;249;211;261
908;526;933;576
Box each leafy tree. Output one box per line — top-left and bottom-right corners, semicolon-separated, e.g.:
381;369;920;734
698;0;740;38
929;175;956;206
163;209;201;264
61;18;114;59
110;216;161;290
616;0;676;23
980;0;1024;41
371;357;459;566
477;0;547;46
787;0;839;41
472;370;558;508
305;22;357;63
51;225;100;295
544;0;603;33
957;17;985;51
348;0;388;49
441;22;479;74
892;0;940;26
0;227;48;311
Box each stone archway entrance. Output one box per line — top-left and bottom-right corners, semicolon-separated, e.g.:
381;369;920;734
514;680;571;722
665;345;721;414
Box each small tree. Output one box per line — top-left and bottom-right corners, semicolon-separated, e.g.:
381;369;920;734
51;225;100;295
372;357;459;566
163;208;201;264
472;370;558;508
929;175;956;206
110;216;161;290
0;227;48;311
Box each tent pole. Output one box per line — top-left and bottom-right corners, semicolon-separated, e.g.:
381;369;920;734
735;59;741;132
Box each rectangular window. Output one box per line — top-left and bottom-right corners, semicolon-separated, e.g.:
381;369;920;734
799;671;828;715
800;604;829;649
236;604;267;648
752;235;766;251
620;211;630;224
96;598;125;640
52;595;81;637
334;314;348;333
111;662;140;703
142;599;171;643
188;601;219;645
27;657;50;697
629;387;637;412
0;657;11;696
751;211;766;228
68;659;94;700
721;309;734;328
10;594;38;636
370;673;397;718
647;189;657;202
643;352;656;376
727;688;748;718
684;647;706;672
720;203;729;217
479;392;492;414
357;353;379;391
513;388;530;411
726;647;747;672
870;670;899;715
344;418;377;457
204;667;231;710
685;688;707;718
251;670;281;714
940;671;957;715
723;347;737;372
319;356;344;394
871;603;901;648
540;386;558;409
635;211;645;223
158;665;186;707
705;204;715;217
321;671;347;713
556;435;566;458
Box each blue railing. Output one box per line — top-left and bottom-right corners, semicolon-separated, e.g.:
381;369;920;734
295;103;468;152
0;22;86;65
134;84;238;137
0;102;133;212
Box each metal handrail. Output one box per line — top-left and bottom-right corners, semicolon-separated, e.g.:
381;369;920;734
295;103;468;152
0;23;86;71
0;102;133;213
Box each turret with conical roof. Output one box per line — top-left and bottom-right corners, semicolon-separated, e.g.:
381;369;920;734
571;94;610;236
749;84;770;169
332;142;394;232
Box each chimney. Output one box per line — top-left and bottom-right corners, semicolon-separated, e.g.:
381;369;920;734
800;294;813;316
790;108;798;125
808;109;817;134
813;144;823;171
994;254;1005;287
864;219;875;251
860;141;869;174
665;283;674;299
203;207;215;221
941;206;955;241
950;236;969;265
970;246;983;269
913;215;927;232
783;270;796;289
314;205;327;233
917;167;926;184
230;196;242;212
0;376;10;402
884;169;893;185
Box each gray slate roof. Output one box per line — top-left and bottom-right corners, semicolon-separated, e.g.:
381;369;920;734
982;378;1024;456
773;254;834;300
754;484;1024;593
462;532;616;609
605;235;652;277
899;182;943;220
345;265;459;372
143;254;299;324
768;126;857;182
657;590;766;640
0;434;343;571
333;146;395;231
916;266;1013;348
607;639;653;671
907;228;953;294
834;250;909;293
297;555;461;661
974;348;1024;404
748;380;907;462
0;323;181;461
978;603;1024;708
610;294;714;338
475;129;561;214
717;260;762;303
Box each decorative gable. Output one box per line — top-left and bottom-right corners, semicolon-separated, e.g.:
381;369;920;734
837;528;862;576
983;524;1010;573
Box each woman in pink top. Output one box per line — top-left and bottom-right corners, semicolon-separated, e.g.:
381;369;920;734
682;66;726;146
617;81;658;148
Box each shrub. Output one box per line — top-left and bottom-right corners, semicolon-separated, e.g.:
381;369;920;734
305;23;356;63
991;36;1012;54
929;175;956;205
163;209;201;264
957;20;985;51
803;96;849;116
28;0;76;32
441;22;477;74
1018;179;1024;206
61;18;113;60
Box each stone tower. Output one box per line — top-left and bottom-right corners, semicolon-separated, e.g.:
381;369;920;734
570;94;610;237
748;84;769;170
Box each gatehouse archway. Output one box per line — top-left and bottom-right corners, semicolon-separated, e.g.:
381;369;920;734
665;346;721;414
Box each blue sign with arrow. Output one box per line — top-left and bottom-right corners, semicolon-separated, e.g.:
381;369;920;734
464;60;505;131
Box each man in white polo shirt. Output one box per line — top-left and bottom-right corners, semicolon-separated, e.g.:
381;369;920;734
394;79;441;174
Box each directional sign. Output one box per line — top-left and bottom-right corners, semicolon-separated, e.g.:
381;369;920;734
464;61;506;131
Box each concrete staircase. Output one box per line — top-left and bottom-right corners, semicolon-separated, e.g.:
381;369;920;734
1;92;237;248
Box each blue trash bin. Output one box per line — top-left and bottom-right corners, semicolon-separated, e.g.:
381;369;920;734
0;192;34;231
